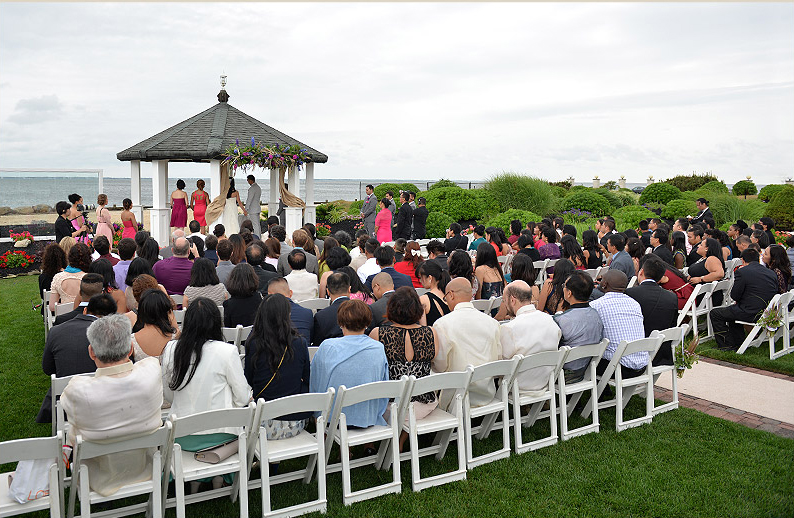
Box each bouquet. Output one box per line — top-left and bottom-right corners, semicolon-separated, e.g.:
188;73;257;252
757;302;783;337
675;335;699;378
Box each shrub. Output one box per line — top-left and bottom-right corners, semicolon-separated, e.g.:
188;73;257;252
485;209;541;235
758;184;786;202
732;180;758;198
612;206;657;231
327;206;346;224
569;185;590;192
615;191;638;207
551;186;568;198
593;188;622;210
665;173;721;192
709;194;766;227
429;179;457;190
425;211;455;238
698;180;729;194
550;180;572;190
639;182;682;205
373;182;420;200
661;199;698;220
316;202;340;222
602;180;619;190
560;191;612;217
642;202;665;214
347;200;364;215
766;186;794;230
485;172;560;216
471;188;499;220
679;190;701;202
423;186;481;221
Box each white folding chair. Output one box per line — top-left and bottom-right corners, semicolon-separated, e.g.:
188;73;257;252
325;378;410;505
298;298;330;315
50;302;73;329
509;348;569;453
415;288;429;297
533;259;549;286
706;279;733;337
173;309;186;327
42;289;52;339
649;325;689;416
497;255;509;265
489;296;503;314
307;347;319;362
676;282;716;340
463;358;519;468
251;390;335;518
170;294;184;308
557;339;609;441
471;299;492;313
223;325;253;355
68;421;173;518
627;276;637;289
166;403;257;518
583;267;601;281
51;373;93;437
582;335;664;432
737;292;793;359
0;432;64;518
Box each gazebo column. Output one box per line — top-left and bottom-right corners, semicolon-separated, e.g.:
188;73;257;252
304;162;316;225
150;160;170;247
209;159;222;200
130;160;143;222
269;168;278;216
284;165;303;235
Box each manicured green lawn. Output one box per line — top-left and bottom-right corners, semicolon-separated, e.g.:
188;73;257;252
1;275;793;517
697;338;794;377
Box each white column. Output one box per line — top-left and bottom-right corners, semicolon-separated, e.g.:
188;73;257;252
304;162;316;225
150;160;170;246
592;177;600;189
618;176;626;189
269;168;278;215
647;176;655;186
130;161;142;222
288;165;300;200
209;160;222;200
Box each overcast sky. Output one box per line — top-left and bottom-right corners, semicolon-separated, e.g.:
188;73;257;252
1;2;792;185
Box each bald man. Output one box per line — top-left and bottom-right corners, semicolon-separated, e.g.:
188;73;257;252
432;278;502;408
159;229;186;259
152;236;193;295
366;272;395;334
500;281;561;393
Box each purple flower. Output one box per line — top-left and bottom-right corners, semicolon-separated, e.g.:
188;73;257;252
251;137;256;146
236;139;239;146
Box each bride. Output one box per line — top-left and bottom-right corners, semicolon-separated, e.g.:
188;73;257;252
222;178;242;235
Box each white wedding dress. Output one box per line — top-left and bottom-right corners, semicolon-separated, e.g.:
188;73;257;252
222;197;240;235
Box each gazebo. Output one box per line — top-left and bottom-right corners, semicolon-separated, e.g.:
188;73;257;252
116;78;328;245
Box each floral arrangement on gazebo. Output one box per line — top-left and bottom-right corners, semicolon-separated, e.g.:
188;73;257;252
222;139;311;173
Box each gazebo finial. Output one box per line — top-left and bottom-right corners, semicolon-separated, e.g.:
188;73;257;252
218;74;229;103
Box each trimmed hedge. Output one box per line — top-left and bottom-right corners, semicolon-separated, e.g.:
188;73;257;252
374;183;420;200
423;186;481;221
593;188;622;210
561;191;612;217
347;200;364;215
485;173;560;216
471;188;499;220
758;184;786;202
612;205;657;231
615;191;638;207
428;179;457;190
639;182;682;205
485;209;541;235
732;180;758;197
425;211;455;238
661;199;698;220
665;173;721;192
698;180;730;194
766;186;794;230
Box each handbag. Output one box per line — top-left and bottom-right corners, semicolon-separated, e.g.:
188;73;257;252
8;459;52;504
194;438;239;464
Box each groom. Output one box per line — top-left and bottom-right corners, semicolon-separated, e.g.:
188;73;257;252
241;174;262;233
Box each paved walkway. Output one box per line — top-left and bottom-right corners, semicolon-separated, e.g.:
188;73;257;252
654;357;794;439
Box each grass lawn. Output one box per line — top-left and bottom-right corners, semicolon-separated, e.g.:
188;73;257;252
697;338;794;377
1;275;793;517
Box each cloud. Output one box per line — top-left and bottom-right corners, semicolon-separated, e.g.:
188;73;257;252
7;94;64;124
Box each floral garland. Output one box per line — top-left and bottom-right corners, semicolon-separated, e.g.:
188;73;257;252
0;250;37;268
222;138;312;173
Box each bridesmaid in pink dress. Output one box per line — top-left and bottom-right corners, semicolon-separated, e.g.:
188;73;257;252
67;194;90;244
94;194;114;242
190;179;209;234
375;198;393;243
121;198;138;239
170;179;188;232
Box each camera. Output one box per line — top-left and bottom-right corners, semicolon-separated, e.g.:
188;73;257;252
75;203;95;217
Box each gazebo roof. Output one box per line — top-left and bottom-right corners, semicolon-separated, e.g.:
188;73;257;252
116;91;328;163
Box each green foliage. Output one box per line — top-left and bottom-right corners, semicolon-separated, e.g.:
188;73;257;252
758;184;786;202
551;186;568;198
373;182;420;200
679;190;702;202
425;211;455;238
639;182;683;205
485;172;560;217
315;202;340;222
485;209;542;235
615;191;638;207
602;180;619;190
642;202;665;212
593;188;622;209
698;180;729;194
471;188;499;220
732;180;758;197
428;178;457;190
327;206;346;224
612;205;657;231
709;194;766;227
661;199;698;220
569;185;590;192
766;186;794;230
560;191;612;217
665;173;721;192
260;209;268;220
549;180;572;190
423;186;481;221
347;200;364;215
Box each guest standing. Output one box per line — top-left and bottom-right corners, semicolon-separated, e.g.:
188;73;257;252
120;198;138;240
360;184;378;237
412;197;428;240
170;179;188;233
190;180;210;234
94;194;114;243
375;198;393;243
67;194;90;244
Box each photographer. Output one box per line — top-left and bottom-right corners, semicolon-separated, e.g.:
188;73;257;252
55;201;88;244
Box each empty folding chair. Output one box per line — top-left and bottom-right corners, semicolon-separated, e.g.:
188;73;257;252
649;324;689;415
251;389;335;518
533;259;549;286
556;339;609;441
509;348;569;453
736;293;793;359
0;432;64;518
676;282;716;340
223;325;253;355
298;298;330;315
627;276;637;289
463;358;519;468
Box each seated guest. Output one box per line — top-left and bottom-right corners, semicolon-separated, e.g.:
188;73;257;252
582;230;604;269
658;266;694;311
91;235;119;266
278;229;319;276
670;231;688;270
762;244;792;294
285;249;319;301
538;258;576;315
49;242;92;311
188;235;205;259
425;240;449;271
651;228;674;266
246;244;280;295
605;233;634;281
786;235;794;271
245;293;311;440
123;257;157;311
310;300;389;428
364;245;413;292
393;238;407;263
560;235;587;269
433;278;501;408
318;237;340;278
417;260;451;326
710;248;780;351
626;237;646;275
537;227;562;261
516;234;541;262
187;219;205;242
213;223;227;241
639;220;652;249
40;242;67;295
132;289;179;361
562;224;577;240
500;280;561;392
183;257;229;307
303;223;321;255
215;239;236;285
240;219;259;240
468;225;487;251
356;239;381;283
474;241;506;300
626;255;679;365
507;220;523;245
350;235;370;271
267;277;314;344
159;230;184;260
589;270;647;379
444;223;468;253
686;226;704;266
319;247;352;297
36;293;117;423
137;237;161;267
687;238;726;305
494;254;540;320
312;272;351;346
113;238;137;292
204;234;219;265
334;231;353;253
366;272;395;333
553;271;604;383
223;263;263;328
270;224;292;258
73;259;127;313
597;218;616;250
448;250;477;297
751;229;770;250
125;274;161;327
393;241;424;288
264;237;281;269
54;273;104;326
735;234;752;256
60;314;163;496
338;266;373;305
228;234;247;265
152;237;193;295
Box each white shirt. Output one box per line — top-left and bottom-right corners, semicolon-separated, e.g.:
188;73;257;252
500;304;561;394
357;257;381;284
286;269;320;302
433;302;502;408
91;250;120;261
161;339;252;435
187;232;206;242
349;247;361;260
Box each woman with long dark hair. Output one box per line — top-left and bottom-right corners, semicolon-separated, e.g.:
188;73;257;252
474;241;505;300
582;230;604;269
222;178;242;235
394;241;425;288
508;220;522;245
40;242;67;294
763;244;792;294
124;257;157;311
537;258;575;314
132;288;179;361
228;233;247;265
626;237;646;276
245;293;311;440
670;231;688;270
448;249;475;293
183;257;229;307
417;260;451;326
688;237;726;305
317;237;340;278
318;246;352;298
264;237;281;269
337;265;373;304
560;235;587;269
494;253;539;320
484;226;503;257
138;237;160;268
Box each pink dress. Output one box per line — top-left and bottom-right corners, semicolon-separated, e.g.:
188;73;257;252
191;190;209;227
71;215;90;244
375;208;392;243
95;207;114;242
122;219;136;239
170;196;187;228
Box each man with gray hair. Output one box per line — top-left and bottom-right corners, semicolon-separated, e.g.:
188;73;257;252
159;229;186;259
60;314;163;496
152;236;193;295
500;280;561;393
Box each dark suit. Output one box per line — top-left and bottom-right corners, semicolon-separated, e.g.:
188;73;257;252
444;235;468;254
710;262;779;350
53;303;88;326
365;267;413;293
626;281;679;365
366;291;394;334
686;245;702;267
652;245;675;267
289;299;314;345
277;249;318;276
36;314;99;422
251;264;281;295
393;202;414;240
204;249;219;266
690;207;713;225
312;296;349;346
641;231;652;249
412;206;428;239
